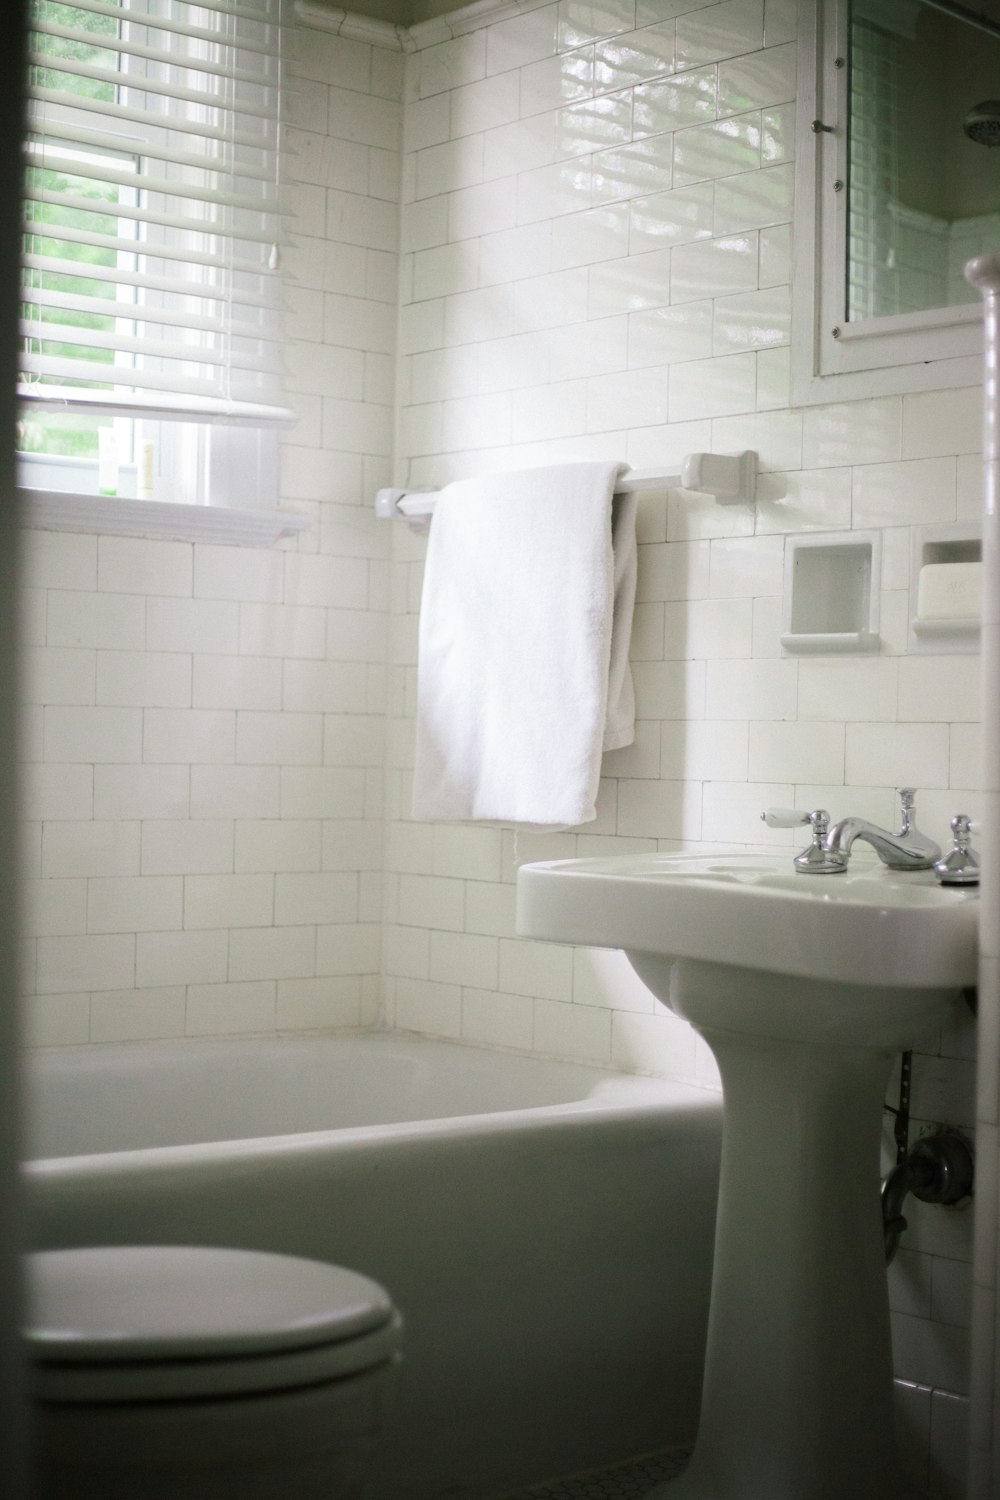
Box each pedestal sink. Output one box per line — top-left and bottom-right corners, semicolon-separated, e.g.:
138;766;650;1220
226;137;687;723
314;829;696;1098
516;853;978;1500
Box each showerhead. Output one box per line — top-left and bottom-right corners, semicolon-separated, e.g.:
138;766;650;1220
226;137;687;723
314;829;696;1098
965;101;1000;145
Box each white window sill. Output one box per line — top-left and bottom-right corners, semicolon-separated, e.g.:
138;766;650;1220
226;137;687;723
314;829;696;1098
19;490;311;547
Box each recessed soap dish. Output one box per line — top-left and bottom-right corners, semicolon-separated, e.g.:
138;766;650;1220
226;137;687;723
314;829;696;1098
909;522;981;654
780;533;880;654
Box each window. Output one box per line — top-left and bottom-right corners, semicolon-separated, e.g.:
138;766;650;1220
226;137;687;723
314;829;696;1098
791;0;996;403
20;0;293;512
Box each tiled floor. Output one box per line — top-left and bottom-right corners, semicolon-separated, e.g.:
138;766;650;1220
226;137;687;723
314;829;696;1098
495;1448;691;1499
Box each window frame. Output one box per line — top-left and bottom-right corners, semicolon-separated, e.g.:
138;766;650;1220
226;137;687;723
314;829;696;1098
790;0;984;406
18;0;296;537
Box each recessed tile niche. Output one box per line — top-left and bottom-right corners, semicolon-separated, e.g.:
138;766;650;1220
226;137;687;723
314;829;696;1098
909;522;982;655
780;533;881;654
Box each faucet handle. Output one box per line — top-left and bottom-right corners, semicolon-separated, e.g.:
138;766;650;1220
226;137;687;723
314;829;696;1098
934;814;980;887
762;807;829;829
898;787;916;817
761;808;848;873
897;787;927;830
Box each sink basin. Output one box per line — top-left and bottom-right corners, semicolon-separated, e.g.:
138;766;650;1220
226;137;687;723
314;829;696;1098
514;850;978;1500
517;851;978;991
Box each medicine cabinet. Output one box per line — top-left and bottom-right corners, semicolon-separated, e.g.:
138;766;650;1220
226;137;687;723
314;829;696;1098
792;0;1000;403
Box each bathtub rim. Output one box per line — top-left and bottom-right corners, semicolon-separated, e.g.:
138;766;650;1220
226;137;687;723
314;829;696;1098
25;1082;722;1181
23;1028;722;1178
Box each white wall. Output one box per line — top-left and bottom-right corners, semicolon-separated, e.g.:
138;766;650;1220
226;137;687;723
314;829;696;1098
384;1;980;1491
19;26;402;1047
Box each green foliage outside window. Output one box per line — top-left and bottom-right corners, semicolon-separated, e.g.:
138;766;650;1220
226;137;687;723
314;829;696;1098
22;1;127;458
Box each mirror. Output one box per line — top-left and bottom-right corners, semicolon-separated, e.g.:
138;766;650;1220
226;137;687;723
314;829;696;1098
847;0;1000;324
792;0;996;402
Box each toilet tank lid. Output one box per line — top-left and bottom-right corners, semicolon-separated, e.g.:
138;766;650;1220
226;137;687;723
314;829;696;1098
25;1246;397;1363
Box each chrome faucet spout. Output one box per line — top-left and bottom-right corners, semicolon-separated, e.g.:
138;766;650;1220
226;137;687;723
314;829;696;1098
823;790;941;871
764;790;943;874
824;817;938;867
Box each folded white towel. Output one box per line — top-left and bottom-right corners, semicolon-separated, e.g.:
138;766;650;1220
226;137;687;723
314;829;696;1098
412;460;636;829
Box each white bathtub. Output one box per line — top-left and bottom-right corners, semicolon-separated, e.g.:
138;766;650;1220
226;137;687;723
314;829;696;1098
23;1032;722;1500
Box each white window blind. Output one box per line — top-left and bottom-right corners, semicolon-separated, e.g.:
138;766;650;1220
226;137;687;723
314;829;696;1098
21;0;293;431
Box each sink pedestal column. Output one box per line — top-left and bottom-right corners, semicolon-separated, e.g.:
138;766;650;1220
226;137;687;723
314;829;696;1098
632;963;934;1500
517;850;975;1500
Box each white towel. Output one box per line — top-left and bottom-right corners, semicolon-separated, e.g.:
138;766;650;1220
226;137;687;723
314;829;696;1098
412;460;637;829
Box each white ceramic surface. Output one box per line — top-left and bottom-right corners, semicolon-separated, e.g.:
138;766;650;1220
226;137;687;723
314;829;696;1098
515;851;978;1500
517;850;979;993
24;1034;722;1500
24;1032;668;1161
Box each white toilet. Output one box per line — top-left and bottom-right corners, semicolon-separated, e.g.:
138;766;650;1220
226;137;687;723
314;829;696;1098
25;1244;403;1500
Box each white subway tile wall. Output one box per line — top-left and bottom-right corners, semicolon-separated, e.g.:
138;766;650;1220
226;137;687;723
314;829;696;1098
389;0;978;1479
17;5;979;1492
20;32;403;1048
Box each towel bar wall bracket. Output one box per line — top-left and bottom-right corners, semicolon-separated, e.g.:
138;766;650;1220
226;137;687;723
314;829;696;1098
375;451;758;529
374;487;412;520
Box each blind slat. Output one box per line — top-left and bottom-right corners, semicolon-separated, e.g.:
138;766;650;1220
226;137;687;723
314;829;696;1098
28;85;278;156
25;144;280;216
22;220;274;278
27;121;276;183
145;0;292;24
28;54;280;122
22;328;228;369
21;284;279;341
40;0;293;25
31;20;283;88
32;0;289;59
19;384;296;428
21;316;281;362
22;352;278;395
22;252;275;310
